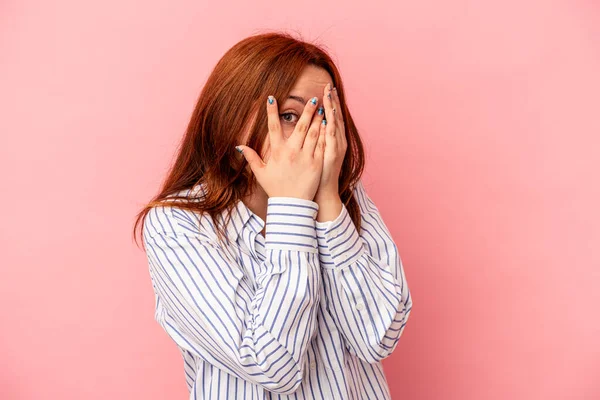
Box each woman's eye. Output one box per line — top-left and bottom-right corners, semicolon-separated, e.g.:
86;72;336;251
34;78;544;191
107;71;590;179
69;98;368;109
280;112;299;124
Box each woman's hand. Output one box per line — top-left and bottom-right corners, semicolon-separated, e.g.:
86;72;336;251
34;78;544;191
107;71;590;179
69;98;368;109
236;94;326;201
314;83;347;205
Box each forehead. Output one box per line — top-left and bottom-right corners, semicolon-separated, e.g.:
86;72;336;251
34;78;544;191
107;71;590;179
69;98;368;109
290;65;333;92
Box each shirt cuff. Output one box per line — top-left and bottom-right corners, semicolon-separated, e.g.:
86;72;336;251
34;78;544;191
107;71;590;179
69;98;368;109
315;202;364;268
265;197;319;253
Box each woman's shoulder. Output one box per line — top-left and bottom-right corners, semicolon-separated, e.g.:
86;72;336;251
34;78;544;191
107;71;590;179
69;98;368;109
143;184;217;240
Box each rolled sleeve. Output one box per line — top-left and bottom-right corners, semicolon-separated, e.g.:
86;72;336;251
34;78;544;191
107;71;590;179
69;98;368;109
315;202;364;269
265;197;319;253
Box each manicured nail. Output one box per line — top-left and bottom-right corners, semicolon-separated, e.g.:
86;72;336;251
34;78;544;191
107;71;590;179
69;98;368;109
235;146;243;153
322;119;327;125
327;92;331;100
333;87;337;92
318;106;324;115
327;83;332;91
310;97;317;105
267;96;274;105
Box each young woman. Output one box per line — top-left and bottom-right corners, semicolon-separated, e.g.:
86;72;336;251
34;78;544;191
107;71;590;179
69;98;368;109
133;31;413;399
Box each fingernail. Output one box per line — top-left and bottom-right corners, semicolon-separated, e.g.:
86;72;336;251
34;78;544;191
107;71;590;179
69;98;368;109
310;97;317;105
327;83;332;91
267;96;274;105
322;119;327;125
333;87;337;92
318;106;324;115
327;92;331;100
235;146;243;153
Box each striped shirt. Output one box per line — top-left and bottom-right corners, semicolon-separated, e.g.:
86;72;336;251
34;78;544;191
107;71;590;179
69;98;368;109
142;179;413;399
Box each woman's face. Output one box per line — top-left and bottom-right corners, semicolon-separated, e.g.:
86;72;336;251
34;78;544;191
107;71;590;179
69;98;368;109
246;65;334;164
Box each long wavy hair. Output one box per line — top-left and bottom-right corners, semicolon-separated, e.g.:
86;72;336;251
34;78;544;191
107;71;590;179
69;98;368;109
132;30;366;250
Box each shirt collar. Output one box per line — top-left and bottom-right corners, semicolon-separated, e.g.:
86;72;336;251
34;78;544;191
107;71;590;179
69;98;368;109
188;183;265;245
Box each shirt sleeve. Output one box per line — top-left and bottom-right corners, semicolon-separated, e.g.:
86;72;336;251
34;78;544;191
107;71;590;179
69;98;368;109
314;180;413;363
143;197;321;395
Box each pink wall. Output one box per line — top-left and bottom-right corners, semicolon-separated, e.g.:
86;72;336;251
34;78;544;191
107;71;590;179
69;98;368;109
1;0;599;399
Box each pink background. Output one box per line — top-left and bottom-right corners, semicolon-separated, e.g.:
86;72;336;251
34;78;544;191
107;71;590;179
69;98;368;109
1;0;599;399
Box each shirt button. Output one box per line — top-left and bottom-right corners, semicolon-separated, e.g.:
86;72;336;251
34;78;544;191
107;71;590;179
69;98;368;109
355;302;364;311
310;362;317;370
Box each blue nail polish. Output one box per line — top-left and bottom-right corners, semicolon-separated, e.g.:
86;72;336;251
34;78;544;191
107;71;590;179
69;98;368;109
268;96;274;105
318;106;324;115
311;97;317;105
322;119;327;125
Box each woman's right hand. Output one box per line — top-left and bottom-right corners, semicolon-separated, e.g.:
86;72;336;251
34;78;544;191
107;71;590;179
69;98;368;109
236;91;327;201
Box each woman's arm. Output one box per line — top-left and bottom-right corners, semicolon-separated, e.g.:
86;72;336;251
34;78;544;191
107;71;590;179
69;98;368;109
315;179;413;363
143;197;322;395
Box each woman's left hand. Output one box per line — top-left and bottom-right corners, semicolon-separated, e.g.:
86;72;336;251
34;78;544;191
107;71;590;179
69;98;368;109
314;83;347;204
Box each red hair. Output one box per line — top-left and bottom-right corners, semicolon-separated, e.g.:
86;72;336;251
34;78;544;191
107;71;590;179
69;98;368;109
132;30;366;249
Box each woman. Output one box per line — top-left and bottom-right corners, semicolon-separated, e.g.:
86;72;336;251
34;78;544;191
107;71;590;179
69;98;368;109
133;31;413;399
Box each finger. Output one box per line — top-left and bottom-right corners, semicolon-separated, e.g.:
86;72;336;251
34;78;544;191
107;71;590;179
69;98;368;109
314;118;327;161
324;111;338;161
261;133;271;163
302;104;325;154
331;86;347;152
331;87;345;122
323;83;337;138
235;145;265;180
266;95;283;150
331;86;345;132
288;96;319;150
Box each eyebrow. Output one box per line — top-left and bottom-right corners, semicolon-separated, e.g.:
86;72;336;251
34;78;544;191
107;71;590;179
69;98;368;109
288;95;306;104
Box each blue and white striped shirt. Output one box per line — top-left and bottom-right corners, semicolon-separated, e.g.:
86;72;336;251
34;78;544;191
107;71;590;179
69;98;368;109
142;179;412;399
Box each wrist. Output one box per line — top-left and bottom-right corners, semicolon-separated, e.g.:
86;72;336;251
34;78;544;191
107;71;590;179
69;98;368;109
315;195;342;223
